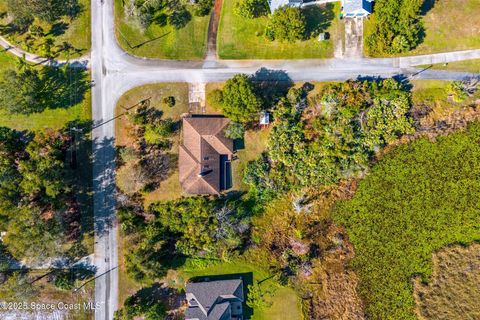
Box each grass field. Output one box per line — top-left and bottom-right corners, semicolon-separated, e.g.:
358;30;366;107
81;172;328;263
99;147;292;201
0;0;91;59
217;1;342;59
114;0;209;59
413;244;480;320
334;122;480;320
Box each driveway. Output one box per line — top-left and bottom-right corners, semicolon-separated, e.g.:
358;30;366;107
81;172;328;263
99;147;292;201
344;18;364;58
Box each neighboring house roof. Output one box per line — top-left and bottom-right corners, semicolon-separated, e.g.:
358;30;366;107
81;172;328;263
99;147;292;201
179;116;234;195
343;0;374;17
185;279;244;320
268;0;303;13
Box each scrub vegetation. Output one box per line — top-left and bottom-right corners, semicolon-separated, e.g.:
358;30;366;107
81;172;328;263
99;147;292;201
334;123;480;320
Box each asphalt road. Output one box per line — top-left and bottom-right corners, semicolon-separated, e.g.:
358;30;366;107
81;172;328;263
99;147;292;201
85;1;480;319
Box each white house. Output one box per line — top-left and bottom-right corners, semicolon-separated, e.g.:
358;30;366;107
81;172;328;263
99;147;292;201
342;0;374;17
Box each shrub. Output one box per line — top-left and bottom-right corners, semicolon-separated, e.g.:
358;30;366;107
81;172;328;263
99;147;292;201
207;89;224;110
224;122;245;139
192;0;213;16
221;74;263;123
234;0;269;18
334;123;480;319
54;271;74;290
162;96;176;108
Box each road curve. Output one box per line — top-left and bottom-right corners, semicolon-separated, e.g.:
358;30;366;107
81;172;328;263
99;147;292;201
0;35;90;67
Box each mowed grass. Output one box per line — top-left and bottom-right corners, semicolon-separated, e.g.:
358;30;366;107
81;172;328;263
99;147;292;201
334;122;480;320
114;0;209;59
413;244;480;320
0;0;91;59
0;90;92;131
217;1;342;59
177;258;302;320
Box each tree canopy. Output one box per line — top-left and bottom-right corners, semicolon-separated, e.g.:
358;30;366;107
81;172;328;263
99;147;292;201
221;74;263;123
365;0;424;55
235;0;269;19
123;196;249;282
244;79;415;199
0;65;89;115
266;6;306;42
0;126;81;264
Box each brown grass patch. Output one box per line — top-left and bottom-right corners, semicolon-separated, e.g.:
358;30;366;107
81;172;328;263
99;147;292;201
413;243;480;320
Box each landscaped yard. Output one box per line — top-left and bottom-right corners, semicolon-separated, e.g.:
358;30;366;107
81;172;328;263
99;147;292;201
0;0;91;59
217;1;342;59
115;82;221;206
114;0;209;59
176;258;302;320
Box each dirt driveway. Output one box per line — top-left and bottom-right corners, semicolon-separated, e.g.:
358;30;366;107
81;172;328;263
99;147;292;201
344;18;364;58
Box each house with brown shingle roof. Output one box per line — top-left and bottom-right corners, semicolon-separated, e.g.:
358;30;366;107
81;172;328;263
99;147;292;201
179;115;234;195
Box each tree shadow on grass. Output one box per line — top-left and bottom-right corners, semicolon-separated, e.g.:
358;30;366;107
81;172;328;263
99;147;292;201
420;0;436;16
302;3;335;39
48;22;69;37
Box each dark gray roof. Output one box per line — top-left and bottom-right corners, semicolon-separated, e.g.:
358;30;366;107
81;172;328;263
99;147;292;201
186;279;243;320
185;304;230;320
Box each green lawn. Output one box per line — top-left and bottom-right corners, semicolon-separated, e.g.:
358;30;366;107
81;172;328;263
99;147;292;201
334;122;480;320
0;89;91;131
0;0;91;59
114;0;209;59
0;50;16;71
178;258;302;320
217;1;342;59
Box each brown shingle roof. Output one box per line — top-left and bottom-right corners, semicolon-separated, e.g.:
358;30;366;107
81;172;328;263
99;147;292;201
179;116;233;195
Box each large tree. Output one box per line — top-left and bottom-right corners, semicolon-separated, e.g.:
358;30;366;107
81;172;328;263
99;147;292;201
0;65;89;115
365;0;424;55
221;74;263;123
266;6;305;42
